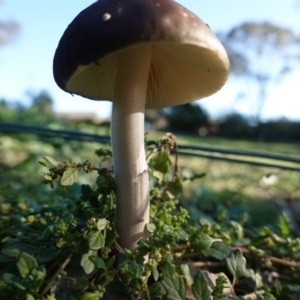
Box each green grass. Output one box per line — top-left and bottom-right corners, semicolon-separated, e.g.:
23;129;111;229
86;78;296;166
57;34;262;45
148;130;300;155
147;131;300;229
1;130;300;299
1;130;300;229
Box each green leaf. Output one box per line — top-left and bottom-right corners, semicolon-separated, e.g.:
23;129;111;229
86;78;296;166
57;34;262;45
180;264;193;286
278;213;290;237
124;262;144;279
60;167;79;186
176;228;189;241
16;253;38;278
2;273;18;286
63;213;74;226
258;227;271;237
81;250;97;275
259;226;284;242
230;221;244;239
161;261;185;300
202;241;232;260
35;248;61;263
105;229;117;248
286;284;300;292
56;238;67;248
226;249;250;279
30;265;46;282
105;256;115;270
151;265;159;282
89;256;107;271
26;294;35;300
38;160;48;167
0;254;13;263
146;223;156;234
76;292;100;300
72;278;90;292
88;231;105;250
152;150;170;174
44;156;60;167
167;178;183;197
152;170;164;183
44;175;53;181
189;232;215;252
149;282;166;298
13;281;26;290
192;271;211;300
183;172;206;182
96;218;107;231
2;243;38;258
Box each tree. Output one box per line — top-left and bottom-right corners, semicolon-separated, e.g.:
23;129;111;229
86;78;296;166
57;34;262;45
219;113;254;139
30;90;53;114
219;22;299;124
160;103;209;134
0;1;19;47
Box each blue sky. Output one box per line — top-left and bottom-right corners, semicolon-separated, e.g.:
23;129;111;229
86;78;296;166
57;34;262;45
0;0;299;121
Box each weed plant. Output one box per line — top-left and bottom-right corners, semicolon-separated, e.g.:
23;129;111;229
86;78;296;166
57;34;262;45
0;134;300;299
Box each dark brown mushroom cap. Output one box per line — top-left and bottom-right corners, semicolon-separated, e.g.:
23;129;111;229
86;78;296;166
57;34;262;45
53;0;229;109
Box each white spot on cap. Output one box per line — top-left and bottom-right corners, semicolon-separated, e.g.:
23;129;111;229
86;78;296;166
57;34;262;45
163;17;172;26
182;12;188;17
102;13;111;21
156;3;160;6
117;7;123;14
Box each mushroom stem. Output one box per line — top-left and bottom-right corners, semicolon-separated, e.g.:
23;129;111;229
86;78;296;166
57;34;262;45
111;44;152;250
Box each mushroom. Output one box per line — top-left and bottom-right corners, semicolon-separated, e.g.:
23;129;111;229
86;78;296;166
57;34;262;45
53;0;229;251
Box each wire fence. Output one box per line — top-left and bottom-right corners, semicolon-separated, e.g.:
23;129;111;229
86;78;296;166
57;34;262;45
1;121;300;172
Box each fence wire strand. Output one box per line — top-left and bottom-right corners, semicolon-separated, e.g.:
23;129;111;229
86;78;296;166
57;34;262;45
1;122;300;172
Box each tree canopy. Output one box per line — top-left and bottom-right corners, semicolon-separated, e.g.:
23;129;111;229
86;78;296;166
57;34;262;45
0;1;19;47
219;21;299;123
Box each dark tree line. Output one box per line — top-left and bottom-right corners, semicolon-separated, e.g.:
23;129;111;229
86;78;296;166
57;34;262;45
146;104;300;141
217;113;300;141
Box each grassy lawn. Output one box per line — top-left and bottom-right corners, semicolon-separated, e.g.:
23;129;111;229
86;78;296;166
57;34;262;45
148;130;300;155
146;131;300;229
1;130;300;230
1;129;300;298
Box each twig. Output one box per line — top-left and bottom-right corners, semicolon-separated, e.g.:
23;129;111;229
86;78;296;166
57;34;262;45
238;247;300;268
39;253;73;299
146;142;161;163
3;122;300;171
114;240;125;253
